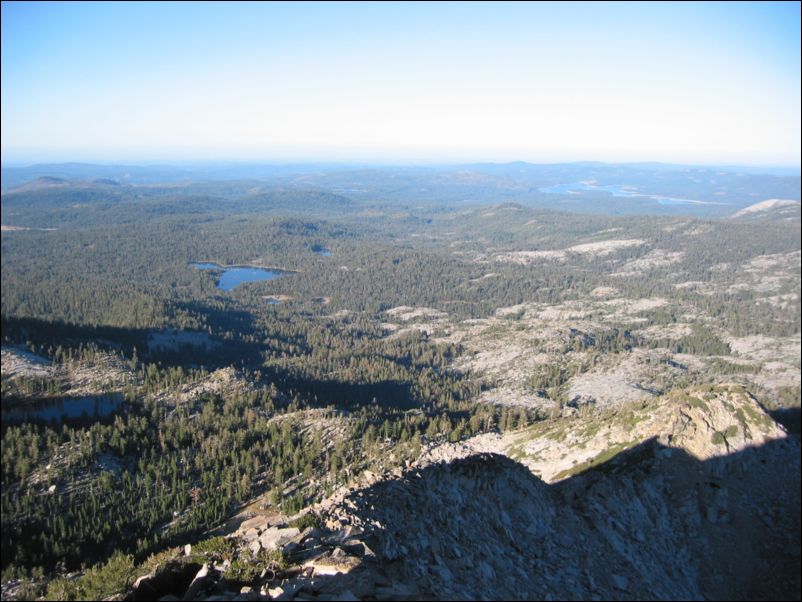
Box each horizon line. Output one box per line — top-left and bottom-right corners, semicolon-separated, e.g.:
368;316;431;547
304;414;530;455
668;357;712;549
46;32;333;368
2;158;800;172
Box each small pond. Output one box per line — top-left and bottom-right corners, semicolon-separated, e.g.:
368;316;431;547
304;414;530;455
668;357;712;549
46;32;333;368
2;394;124;425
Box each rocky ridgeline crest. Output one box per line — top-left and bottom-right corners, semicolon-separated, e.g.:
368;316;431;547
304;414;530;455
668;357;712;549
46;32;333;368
122;388;799;601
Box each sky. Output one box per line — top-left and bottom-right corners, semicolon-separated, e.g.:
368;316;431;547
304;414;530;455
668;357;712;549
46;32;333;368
1;1;800;166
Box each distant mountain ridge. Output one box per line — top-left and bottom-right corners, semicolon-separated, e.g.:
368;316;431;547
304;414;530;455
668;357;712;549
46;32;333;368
3;161;799;218
4;176;125;194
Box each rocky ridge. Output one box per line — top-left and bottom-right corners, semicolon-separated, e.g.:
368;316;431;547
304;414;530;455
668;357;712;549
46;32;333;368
121;387;799;601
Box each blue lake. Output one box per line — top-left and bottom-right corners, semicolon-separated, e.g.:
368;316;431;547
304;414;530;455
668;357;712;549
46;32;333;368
191;262;289;291
540;182;640;198
1;394;124;425
312;246;331;257
540;182;697;205
654;197;692;206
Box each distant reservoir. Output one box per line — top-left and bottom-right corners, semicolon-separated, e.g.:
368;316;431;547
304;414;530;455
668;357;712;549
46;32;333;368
540;182;700;205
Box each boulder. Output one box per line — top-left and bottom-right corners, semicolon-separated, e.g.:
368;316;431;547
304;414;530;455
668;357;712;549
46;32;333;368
266;580;304;601
342;539;374;558
259;527;301;552
304;552;361;576
132;562;202;602
182;563;218;601
611;574;628;591
238;515;273;533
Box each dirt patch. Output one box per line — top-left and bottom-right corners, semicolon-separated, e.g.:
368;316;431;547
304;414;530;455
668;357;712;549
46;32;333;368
613;249;685;276
476;385;555;409
590;286;620;298
566;238;646;256
636;323;694;340
385;306;447;321
1;346;53;378
494;250;567;264
469;272;499;282
755;293;799;310
1;344;133;397
494;239;647;265
674;281;706;290
263;294;294;303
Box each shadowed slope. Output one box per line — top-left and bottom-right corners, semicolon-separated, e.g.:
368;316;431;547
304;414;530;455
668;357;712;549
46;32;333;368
310;437;799;600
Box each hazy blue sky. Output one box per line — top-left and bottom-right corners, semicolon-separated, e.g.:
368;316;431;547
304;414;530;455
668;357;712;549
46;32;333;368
2;1;800;165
